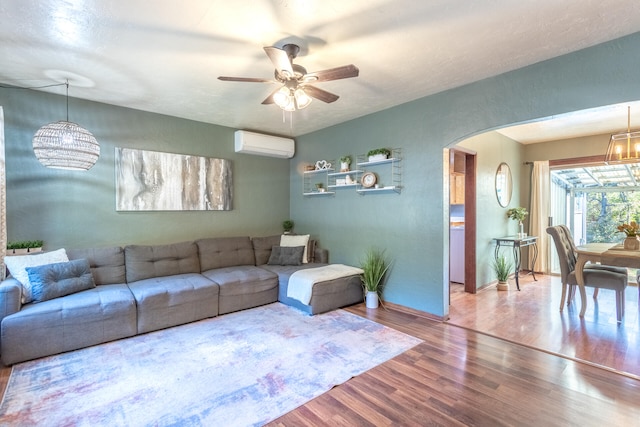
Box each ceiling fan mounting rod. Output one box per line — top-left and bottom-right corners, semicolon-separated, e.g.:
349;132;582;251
282;44;300;62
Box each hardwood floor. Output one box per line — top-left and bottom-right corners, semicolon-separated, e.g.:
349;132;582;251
2;276;640;425
448;273;640;378
270;276;640;426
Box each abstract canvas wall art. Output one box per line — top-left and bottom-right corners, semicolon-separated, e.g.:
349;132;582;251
115;148;232;211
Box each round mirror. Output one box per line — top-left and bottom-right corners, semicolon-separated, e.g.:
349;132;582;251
495;162;512;207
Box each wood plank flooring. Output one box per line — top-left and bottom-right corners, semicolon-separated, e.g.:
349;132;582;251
1;275;640;425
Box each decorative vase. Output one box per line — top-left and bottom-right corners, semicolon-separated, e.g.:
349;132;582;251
366;291;379;309
497;280;509;291
518;221;525;238
623;236;640;250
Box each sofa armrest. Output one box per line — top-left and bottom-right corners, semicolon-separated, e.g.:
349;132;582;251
314;247;329;264
0;278;22;321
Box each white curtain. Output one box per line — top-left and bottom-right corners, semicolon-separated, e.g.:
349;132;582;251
529;161;550;273
0;107;6;279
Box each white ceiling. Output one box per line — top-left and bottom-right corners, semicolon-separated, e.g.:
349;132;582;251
2;0;640;139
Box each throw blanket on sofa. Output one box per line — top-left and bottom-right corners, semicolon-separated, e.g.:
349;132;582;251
287;264;364;305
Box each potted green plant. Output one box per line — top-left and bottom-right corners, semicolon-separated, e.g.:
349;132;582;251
492;254;513;291
315;182;325;193
6;240;44;255
360;247;390;308
506;207;528;237
367;148;391;162
282;219;294;234
339;155;352;172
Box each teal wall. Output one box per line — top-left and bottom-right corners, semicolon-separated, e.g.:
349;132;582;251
292;32;640;317
1;88;291;249
457;132;524;288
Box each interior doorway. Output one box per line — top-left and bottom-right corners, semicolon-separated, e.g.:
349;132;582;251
448;149;477;296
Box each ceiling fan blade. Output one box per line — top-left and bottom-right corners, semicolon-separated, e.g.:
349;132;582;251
306;64;359;82
263;46;294;78
217;76;273;83
261;88;279;105
303;85;340;103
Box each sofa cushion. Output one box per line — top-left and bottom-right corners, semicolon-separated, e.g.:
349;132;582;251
201;266;278;315
280;234;310;263
267;246;305;266
196;236;255;271
127;273;219;334
26;258;96;303
252;235;281;265
1;284;137;365
67;246;126;285
4;248;69;304
125;241;200;283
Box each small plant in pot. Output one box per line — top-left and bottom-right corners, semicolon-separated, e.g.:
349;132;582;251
506;207;528;237
360;247;390;308
282;219;294;234
492;254;513;291
6;240;44;255
340;155;352;172
367;148;391;162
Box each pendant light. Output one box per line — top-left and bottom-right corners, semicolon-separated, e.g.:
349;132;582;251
32;81;100;170
605;106;640;164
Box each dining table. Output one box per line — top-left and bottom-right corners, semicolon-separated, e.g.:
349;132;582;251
574;242;640;317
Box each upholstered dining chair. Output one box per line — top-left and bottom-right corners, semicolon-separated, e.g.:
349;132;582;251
546;225;628;322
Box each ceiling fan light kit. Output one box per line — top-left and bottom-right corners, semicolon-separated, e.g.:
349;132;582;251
605;106;640;164
218;43;359;112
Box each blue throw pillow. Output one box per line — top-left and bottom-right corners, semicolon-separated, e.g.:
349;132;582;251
26;258;96;303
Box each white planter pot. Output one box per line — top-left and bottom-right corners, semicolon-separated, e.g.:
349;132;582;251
340;162;350;172
366;291;379;309
368;154;388;162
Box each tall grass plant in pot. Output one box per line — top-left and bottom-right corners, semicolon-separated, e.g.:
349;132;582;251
493;254;513;291
360;248;390;308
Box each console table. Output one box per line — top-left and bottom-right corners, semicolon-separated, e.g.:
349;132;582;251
493;235;538;291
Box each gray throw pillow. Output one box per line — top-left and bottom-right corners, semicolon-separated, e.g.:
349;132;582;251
26;258;96;303
267;246;305;266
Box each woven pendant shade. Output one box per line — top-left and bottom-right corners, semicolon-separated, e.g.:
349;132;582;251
33;120;100;170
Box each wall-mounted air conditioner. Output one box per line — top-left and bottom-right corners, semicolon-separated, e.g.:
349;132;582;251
234;130;295;158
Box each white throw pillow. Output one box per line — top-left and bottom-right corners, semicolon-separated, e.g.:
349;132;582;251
4;248;69;304
280;234;310;263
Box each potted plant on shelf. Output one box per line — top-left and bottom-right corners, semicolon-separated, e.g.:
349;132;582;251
492;254;513;291
617;221;640;250
6;240;44;255
506;207;528;237
282;219;294;234
367;148;391;162
340;155;352;172
315;182;325;193
360;247;390;309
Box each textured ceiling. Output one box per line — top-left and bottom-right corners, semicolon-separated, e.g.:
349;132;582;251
2;0;640;138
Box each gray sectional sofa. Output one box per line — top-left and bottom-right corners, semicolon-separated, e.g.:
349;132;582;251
0;235;363;365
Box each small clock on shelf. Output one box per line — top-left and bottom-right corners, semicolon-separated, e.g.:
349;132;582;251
361;172;377;188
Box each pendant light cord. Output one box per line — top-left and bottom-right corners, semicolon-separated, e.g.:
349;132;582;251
66;80;70;122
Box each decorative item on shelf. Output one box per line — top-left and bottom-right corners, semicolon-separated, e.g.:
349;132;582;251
506;207;528;238
360;247;390;309
315;182;326;193
282;219;294;234
345;175;355;184
361;172;377;188
617;221;640;250
492;254;513;291
32;80;100;171
339;155;352;172
605;106;640;164
304;165;315;172
6;240;44;255
366;148;391;162
314;160;332;170
336;178;346;186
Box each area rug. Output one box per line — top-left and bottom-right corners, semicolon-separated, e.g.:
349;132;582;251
0;303;421;426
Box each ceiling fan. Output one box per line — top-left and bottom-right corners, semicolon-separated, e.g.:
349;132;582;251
218;44;359;111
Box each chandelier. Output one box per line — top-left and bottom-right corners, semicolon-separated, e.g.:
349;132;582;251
605;106;640;164
32;81;100;171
